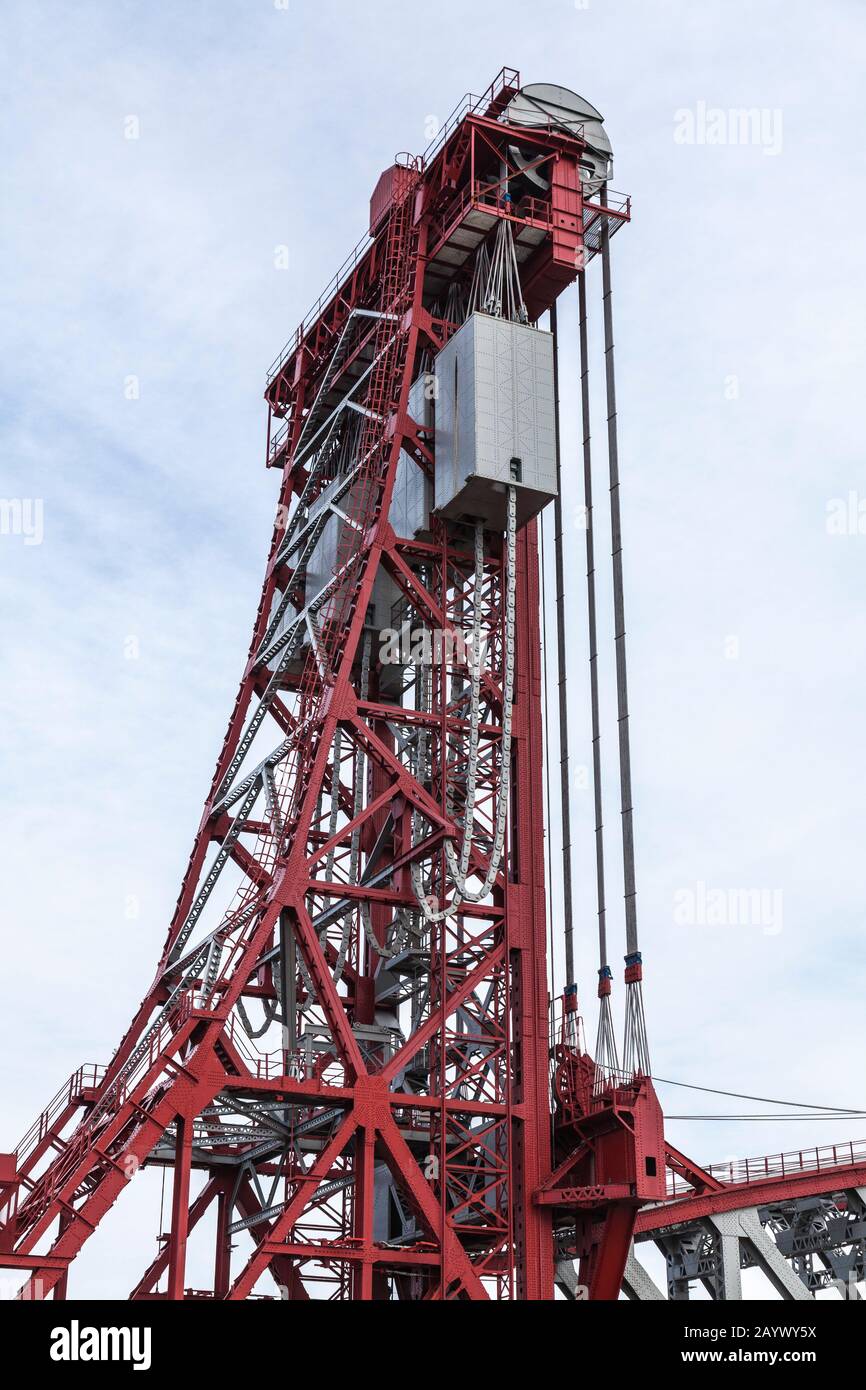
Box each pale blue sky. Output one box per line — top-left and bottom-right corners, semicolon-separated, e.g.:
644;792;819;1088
2;0;865;1296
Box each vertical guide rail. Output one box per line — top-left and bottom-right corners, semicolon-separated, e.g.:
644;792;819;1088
577;272;619;1082
599;187;650;1076
549;302;575;992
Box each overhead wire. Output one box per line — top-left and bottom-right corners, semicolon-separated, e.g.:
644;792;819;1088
649;1074;865;1114
666;1113;866;1122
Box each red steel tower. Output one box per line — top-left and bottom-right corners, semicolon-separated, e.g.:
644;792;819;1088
0;69;692;1301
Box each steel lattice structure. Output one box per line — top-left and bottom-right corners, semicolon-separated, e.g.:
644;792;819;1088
1;68;861;1302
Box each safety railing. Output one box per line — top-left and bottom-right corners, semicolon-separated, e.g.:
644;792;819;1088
223;1012;284;1081
12;1064;105;1169
667;1137;866;1197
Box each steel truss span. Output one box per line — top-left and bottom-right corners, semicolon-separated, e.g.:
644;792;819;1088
0;67;857;1301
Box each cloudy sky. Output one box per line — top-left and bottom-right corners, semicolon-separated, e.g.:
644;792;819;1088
2;0;865;1297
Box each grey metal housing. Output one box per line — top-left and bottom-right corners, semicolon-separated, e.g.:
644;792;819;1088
433;312;557;530
391;373;434;540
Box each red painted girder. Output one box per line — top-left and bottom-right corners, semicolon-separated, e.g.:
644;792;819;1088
0;1252;69;1270
536;1184;633;1208
638;1160;866;1234
259;1241;441;1267
664;1141;725;1194
585;1205;638;1301
217;1073;509;1120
